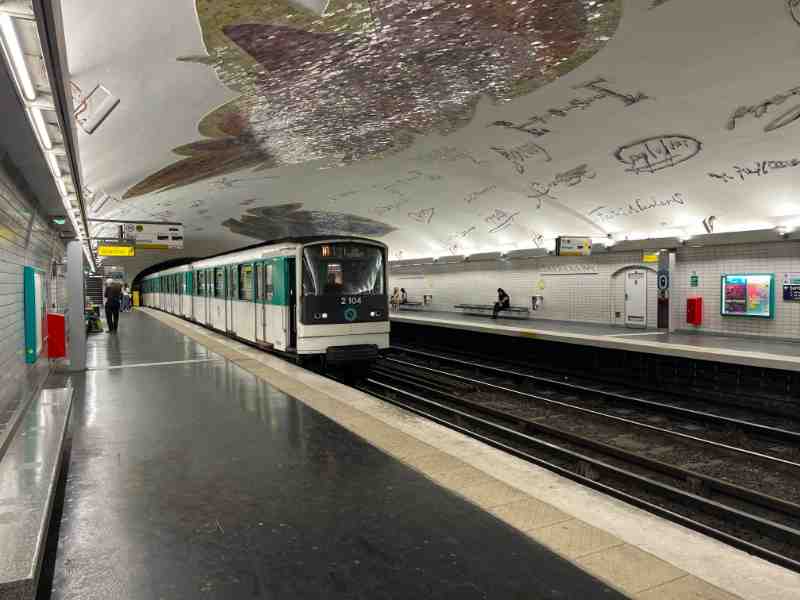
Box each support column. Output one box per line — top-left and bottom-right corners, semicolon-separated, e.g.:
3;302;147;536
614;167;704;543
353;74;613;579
66;241;87;371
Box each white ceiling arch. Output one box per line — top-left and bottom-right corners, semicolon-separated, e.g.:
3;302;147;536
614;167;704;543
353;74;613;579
61;0;800;275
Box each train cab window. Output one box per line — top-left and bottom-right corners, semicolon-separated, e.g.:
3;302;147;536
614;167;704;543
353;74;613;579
215;269;225;297
266;264;274;301
302;243;385;296
239;265;254;301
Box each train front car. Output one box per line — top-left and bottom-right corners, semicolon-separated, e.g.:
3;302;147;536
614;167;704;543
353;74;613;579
297;239;389;366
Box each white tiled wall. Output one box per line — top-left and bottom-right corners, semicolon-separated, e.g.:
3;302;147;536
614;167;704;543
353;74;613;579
673;242;800;339
0;162;66;417
392;240;800;340
390;251;659;327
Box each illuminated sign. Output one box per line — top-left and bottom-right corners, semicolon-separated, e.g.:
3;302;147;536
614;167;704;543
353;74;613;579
555;236;592;256
98;245;135;257
121;223;184;249
642;251;660;263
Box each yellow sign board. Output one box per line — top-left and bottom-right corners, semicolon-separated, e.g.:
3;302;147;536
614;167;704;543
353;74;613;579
642;252;660;263
98;245;136;257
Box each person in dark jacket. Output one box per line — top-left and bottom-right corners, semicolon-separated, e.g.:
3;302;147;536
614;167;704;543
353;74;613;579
105;279;123;332
492;288;510;319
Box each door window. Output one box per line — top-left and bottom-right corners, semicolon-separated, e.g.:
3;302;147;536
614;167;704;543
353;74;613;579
239;264;254;301
215;269;225;297
256;263;264;301
266;264;274;302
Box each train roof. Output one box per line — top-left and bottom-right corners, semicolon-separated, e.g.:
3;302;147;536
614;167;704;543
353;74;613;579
142;236;387;278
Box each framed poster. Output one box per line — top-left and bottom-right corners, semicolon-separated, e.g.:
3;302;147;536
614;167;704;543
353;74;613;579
720;274;774;318
23;266;48;363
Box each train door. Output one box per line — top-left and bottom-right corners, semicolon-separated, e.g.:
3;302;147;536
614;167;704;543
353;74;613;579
206;269;213;325
287;257;297;350
625;269;647;328
226;265;236;333
255;261;267;345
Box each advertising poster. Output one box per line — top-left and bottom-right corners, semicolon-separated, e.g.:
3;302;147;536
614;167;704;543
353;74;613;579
721;274;774;318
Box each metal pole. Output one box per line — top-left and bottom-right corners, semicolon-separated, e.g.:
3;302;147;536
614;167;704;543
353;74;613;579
66;240;86;371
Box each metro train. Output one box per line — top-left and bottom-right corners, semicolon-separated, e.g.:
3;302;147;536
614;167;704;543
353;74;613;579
140;237;390;366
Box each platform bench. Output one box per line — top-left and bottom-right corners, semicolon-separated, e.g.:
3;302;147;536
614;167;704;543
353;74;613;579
0;387;73;600
399;301;423;310
454;303;531;317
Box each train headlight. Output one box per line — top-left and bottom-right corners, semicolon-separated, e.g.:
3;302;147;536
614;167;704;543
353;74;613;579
314;312;329;320
370;310;382;318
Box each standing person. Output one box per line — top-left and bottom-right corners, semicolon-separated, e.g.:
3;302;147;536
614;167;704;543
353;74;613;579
104;278;123;332
122;284;132;312
492;288;510;319
400;288;408;305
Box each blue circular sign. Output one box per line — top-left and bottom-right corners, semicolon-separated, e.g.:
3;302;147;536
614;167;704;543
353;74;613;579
344;307;358;322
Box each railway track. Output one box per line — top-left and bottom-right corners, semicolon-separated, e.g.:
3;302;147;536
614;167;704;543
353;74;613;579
353;350;800;573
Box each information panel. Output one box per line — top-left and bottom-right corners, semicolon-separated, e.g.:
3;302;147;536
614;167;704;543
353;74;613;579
720;274;774;318
783;273;800;301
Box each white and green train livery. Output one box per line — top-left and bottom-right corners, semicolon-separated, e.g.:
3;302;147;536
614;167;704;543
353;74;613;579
140;237;389;365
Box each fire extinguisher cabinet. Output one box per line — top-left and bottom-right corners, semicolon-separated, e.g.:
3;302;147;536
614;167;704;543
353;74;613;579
686;297;703;326
47;313;67;359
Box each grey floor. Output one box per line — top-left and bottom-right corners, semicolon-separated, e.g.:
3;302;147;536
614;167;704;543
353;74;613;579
395;310;800;358
44;311;627;600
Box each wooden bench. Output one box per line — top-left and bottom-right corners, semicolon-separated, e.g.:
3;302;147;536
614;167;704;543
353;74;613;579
0;387;73;600
454;303;531;318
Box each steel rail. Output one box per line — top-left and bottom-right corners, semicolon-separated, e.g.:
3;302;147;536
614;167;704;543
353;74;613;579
390;344;800;445
358;375;800;573
371;364;800;520
385;352;800;468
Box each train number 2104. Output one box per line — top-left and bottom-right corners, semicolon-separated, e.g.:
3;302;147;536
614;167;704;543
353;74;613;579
340;296;362;305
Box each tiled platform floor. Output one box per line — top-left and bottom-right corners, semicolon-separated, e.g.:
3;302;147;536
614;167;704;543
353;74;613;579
142;308;800;600
45;310;630;600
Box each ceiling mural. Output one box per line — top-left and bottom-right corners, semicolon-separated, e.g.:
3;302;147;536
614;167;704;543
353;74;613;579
60;1;800;275
124;0;621;198
221;203;397;240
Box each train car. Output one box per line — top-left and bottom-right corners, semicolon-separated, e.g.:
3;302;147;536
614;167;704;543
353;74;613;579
141;236;389;365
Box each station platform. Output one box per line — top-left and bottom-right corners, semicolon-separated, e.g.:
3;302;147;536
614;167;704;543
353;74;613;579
392;311;800;373
44;309;799;599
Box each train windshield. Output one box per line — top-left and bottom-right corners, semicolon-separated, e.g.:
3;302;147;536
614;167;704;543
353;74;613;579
302;243;385;296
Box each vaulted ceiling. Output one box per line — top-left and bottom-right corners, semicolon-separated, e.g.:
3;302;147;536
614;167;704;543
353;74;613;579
61;0;800;275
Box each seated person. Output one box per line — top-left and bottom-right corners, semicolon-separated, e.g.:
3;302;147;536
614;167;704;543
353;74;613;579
390;287;401;311
492;288;510;318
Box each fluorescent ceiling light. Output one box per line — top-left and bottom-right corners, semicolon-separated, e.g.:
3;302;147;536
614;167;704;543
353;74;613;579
46;151;59;177
29;107;52;149
0;14;36;101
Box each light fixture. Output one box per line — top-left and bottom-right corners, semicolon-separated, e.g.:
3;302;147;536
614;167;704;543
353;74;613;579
29;107;52;149
52;216;66;225
702;216;716;234
0;14;36;101
46;151;59;177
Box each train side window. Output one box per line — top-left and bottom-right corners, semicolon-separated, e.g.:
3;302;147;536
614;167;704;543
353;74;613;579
266;264;274;302
198;270;204;296
239;264;254;301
